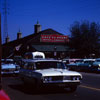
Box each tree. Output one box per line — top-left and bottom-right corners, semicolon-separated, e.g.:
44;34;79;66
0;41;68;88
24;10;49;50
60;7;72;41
70;21;100;58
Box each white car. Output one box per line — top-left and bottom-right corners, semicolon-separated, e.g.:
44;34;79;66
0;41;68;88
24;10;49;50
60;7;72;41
1;59;20;75
19;59;82;92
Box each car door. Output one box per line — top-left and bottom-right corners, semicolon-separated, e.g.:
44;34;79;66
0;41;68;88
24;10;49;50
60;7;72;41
25;62;36;84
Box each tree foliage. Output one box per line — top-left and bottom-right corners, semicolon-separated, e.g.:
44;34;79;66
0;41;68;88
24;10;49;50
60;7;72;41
70;21;100;58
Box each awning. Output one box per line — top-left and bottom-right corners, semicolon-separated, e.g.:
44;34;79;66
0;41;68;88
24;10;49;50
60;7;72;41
31;45;69;52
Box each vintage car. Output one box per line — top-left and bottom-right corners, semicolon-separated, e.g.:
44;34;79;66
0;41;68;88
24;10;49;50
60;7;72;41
91;58;100;73
67;59;84;71
13;56;22;65
24;51;45;59
78;59;95;72
1;59;20;75
19;59;82;92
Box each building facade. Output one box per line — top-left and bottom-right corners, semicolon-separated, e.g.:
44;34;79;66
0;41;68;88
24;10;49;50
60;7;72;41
2;22;70;59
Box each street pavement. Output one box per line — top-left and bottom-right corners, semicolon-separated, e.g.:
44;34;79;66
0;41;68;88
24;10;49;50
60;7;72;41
1;72;100;100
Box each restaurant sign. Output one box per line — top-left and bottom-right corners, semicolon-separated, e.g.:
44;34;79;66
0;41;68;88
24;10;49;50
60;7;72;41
41;34;69;43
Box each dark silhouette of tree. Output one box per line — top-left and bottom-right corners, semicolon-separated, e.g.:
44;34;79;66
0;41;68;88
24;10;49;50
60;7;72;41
70;21;100;58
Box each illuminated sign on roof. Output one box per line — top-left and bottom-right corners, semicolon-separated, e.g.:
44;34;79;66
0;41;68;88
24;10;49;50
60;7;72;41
41;34;69;43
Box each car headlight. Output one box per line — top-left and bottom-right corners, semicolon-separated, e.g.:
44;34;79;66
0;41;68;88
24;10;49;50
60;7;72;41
43;76;52;82
99;64;100;67
72;76;81;80
98;67;100;70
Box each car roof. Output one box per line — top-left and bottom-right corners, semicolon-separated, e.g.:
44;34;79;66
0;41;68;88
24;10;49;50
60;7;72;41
83;59;95;61
1;59;13;61
96;58;100;60
22;59;62;63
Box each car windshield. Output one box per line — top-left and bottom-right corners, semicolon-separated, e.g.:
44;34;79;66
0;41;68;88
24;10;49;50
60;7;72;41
5;61;14;64
35;61;66;70
96;60;100;62
75;60;83;63
84;61;95;64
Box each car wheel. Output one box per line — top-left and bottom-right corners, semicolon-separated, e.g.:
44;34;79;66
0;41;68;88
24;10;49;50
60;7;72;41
69;86;77;92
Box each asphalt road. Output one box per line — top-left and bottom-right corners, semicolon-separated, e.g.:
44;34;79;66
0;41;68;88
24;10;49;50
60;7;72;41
2;72;100;100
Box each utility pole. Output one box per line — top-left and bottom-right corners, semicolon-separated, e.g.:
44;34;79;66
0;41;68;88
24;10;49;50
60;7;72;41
0;13;11;100
3;0;9;43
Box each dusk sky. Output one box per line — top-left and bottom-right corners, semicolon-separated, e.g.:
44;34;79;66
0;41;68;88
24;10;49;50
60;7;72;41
1;0;100;41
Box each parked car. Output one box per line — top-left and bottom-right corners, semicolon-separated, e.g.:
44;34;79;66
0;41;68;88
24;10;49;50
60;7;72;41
19;59;82;92
67;59;84;71
63;59;81;65
91;58;100;73
13;56;22;65
1;59;20;75
24;51;45;59
78;59;95;72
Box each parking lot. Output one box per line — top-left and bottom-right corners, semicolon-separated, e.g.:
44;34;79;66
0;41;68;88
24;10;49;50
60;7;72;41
2;72;100;100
